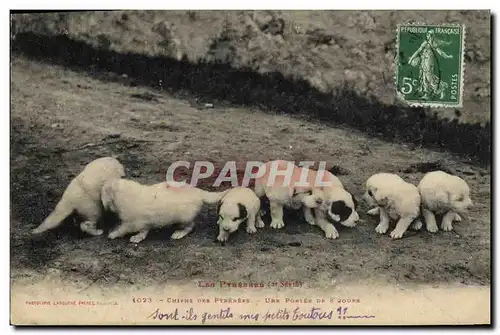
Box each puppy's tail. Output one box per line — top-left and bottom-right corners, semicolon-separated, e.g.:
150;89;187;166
200;189;230;205
32;198;74;234
254;182;265;198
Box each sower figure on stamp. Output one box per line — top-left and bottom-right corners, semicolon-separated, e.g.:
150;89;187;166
408;30;453;100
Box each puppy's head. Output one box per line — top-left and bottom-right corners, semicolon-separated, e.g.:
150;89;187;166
451;192;474;214
302;187;359;227
217;201;248;233
325;188;359;227
451;176;474;214
363;174;396;207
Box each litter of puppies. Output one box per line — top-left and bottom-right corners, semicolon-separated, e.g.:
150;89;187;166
32;156;474;243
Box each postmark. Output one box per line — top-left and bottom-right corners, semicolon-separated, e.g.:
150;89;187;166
395;23;466;108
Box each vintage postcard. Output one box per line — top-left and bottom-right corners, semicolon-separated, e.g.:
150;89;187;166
10;10;491;326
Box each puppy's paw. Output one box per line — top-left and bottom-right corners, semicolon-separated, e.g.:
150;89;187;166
441;222;453;232
80;221;103;236
108;231;119;240
411;220;422;231
88;229;104;236
129;235;146;244
390;228;406;239
454;214;462;222
246;225;257;234
171;230;189;240
367;207;379;216
256;217;265;228
31;227;45;235
270;220;285;229
324;225;339;239
375;223;389;234
217;232;229;242
426;224;439;233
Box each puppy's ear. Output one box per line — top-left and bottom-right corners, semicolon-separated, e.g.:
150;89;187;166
368;187;387;205
330;200;353;222
237;203;248;220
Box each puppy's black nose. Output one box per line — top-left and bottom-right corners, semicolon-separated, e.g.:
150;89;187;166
223;227;231;232
315;198;323;205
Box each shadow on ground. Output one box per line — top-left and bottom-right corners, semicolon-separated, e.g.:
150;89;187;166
11;32;491;165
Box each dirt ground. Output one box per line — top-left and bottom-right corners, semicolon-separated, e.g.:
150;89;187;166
10;56;491;291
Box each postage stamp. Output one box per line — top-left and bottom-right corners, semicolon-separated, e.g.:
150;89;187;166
395;23;466;108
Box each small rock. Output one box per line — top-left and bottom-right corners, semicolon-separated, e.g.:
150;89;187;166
50;123;63;129
261;18;285;35
106;132;122;139
306;28;335;46
204;103;214;108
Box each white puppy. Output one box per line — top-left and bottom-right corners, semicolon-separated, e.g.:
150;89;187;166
31;156;125;236
418;170;473;232
216;187;264;242
363;173;421;239
101;179;229;243
254;160;359;239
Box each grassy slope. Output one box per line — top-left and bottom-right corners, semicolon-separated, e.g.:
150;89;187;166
11;10;491;125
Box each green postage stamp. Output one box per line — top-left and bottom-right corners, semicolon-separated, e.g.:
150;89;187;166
395;23;466;108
